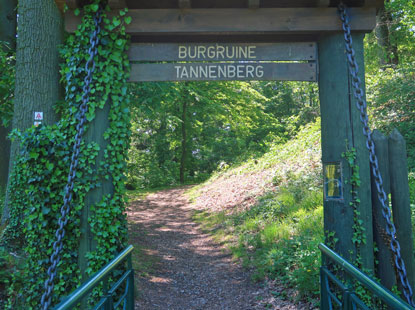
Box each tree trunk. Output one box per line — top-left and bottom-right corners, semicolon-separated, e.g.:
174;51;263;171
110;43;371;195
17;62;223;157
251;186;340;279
1;0;63;223
376;1;399;66
0;0;17;191
179;95;187;184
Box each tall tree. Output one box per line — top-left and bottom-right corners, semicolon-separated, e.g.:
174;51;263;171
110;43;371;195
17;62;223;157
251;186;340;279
180;91;188;184
1;0;63;223
0;0;17;191
375;0;399;66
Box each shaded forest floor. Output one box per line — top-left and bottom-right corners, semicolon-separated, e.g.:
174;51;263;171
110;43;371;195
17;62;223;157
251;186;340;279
127;187;314;309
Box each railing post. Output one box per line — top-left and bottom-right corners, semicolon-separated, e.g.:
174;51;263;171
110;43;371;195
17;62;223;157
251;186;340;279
127;253;135;310
320;267;330;310
342;290;351;310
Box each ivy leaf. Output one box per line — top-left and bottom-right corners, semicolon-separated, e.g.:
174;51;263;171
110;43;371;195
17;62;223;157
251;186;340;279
42;206;51;215
90;4;99;12
29;151;39;160
46;162;54;171
113;18;121;27
74;8;80;16
125;16;132;25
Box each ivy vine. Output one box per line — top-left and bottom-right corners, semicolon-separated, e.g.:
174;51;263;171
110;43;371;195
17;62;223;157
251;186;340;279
3;2;131;308
342;143;366;266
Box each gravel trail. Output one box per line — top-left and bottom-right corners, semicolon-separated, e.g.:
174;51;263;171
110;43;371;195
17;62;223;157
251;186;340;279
127;187;314;310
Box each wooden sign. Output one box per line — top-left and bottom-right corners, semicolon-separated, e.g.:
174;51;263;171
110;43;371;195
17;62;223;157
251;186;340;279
128;42;317;62
129;62;317;82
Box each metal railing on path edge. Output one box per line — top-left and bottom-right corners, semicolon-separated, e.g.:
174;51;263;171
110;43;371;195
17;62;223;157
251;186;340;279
52;245;134;310
319;243;413;310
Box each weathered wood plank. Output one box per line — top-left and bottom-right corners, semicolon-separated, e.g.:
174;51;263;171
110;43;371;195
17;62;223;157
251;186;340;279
108;0;127;9
248;0;260;8
128;42;317;61
129;62;316;82
64;0;382;9
178;0;191;8
347;32;374;271
316;0;330;6
371;130;394;289
388;129;415;292
65;8;376;34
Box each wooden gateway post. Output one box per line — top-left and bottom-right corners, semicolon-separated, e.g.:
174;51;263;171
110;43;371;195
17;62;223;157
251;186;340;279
64;0;381;276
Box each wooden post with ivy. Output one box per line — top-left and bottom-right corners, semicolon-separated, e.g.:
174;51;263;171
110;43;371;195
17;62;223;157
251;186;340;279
78;102;114;281
318;33;374;271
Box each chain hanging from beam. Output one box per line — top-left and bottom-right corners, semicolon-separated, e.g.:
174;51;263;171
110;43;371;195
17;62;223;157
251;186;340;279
40;8;103;310
338;3;414;306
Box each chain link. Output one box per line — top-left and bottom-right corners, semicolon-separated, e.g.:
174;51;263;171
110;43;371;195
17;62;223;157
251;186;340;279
338;3;414;306
40;9;102;310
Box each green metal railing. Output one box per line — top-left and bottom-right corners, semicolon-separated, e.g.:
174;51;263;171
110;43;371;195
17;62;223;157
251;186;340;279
52;245;134;310
319;243;413;310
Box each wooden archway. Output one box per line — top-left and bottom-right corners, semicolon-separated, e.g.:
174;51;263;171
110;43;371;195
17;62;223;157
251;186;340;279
61;0;382;277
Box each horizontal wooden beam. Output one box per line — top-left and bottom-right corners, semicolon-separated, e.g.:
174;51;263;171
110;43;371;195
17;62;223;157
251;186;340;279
128;42;317;61
65;7;376;34
129;62;317;82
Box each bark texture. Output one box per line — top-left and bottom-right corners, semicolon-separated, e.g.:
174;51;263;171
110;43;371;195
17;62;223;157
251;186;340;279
2;0;63;223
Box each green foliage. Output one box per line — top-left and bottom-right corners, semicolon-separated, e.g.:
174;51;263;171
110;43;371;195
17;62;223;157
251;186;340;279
366;64;415;170
2;3;131;308
364;0;415;172
0;42;15;127
127;80;320;189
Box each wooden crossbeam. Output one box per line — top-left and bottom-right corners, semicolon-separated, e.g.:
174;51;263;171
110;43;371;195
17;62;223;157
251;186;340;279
65;7;376;34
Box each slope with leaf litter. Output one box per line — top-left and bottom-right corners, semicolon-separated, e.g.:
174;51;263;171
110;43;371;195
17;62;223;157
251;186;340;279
188;120;324;306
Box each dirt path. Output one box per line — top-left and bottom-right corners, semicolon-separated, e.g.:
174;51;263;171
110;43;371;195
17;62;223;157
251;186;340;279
127;187;311;310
